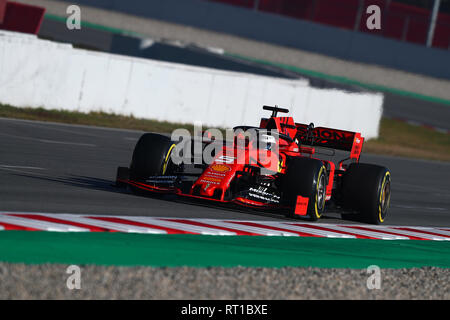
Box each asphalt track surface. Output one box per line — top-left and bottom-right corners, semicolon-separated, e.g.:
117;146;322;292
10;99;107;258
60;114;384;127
0;117;449;227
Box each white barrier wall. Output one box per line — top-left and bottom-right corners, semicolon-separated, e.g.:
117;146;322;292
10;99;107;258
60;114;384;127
0;31;383;139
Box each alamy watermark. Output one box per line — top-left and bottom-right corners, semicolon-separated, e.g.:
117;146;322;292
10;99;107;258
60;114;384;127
64;3;382;32
66;265;81;290
66;5;81;30
366;265;381;290
169;124;284;172
366;5;382;30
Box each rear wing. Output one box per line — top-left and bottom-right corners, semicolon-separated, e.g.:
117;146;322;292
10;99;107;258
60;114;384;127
295;123;364;161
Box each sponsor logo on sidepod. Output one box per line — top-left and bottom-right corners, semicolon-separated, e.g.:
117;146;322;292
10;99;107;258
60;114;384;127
211;164;231;172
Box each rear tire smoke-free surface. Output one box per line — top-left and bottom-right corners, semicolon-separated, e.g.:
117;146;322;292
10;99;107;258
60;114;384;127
283;158;327;221
341;163;391;224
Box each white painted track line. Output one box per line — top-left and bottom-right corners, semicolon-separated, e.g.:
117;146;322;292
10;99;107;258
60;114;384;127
261;221;355;238
369;226;450;240
0;215;88;232
0;212;448;240
124;216;237;235
198;220;302;236
51;214;167;234
322;225;409;240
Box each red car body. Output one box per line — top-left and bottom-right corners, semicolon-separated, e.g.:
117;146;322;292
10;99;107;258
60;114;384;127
116;106;373;220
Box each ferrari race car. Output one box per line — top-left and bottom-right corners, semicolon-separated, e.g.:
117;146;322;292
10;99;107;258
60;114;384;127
116;106;391;224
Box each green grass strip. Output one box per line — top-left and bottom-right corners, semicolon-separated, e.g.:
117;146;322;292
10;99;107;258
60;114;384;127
1;231;449;268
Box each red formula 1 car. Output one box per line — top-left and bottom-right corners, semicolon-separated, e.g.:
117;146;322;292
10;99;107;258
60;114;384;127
116;106;391;224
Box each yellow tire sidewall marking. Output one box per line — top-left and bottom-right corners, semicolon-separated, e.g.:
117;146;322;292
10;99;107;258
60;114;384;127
162;144;176;175
314;166;326;219
378;171;390;223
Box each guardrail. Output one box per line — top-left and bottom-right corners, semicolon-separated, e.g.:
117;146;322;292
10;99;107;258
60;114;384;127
0;31;383;139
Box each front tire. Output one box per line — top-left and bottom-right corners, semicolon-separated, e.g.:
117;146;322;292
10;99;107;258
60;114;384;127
282;158;328;221
129;133;176;181
341;163;391;224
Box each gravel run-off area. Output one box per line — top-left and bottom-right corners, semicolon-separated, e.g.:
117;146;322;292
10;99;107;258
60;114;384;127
0;263;448;299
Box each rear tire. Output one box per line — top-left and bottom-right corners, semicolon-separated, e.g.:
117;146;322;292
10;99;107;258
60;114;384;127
129;133;176;181
341;163;391;224
282;158;327;221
